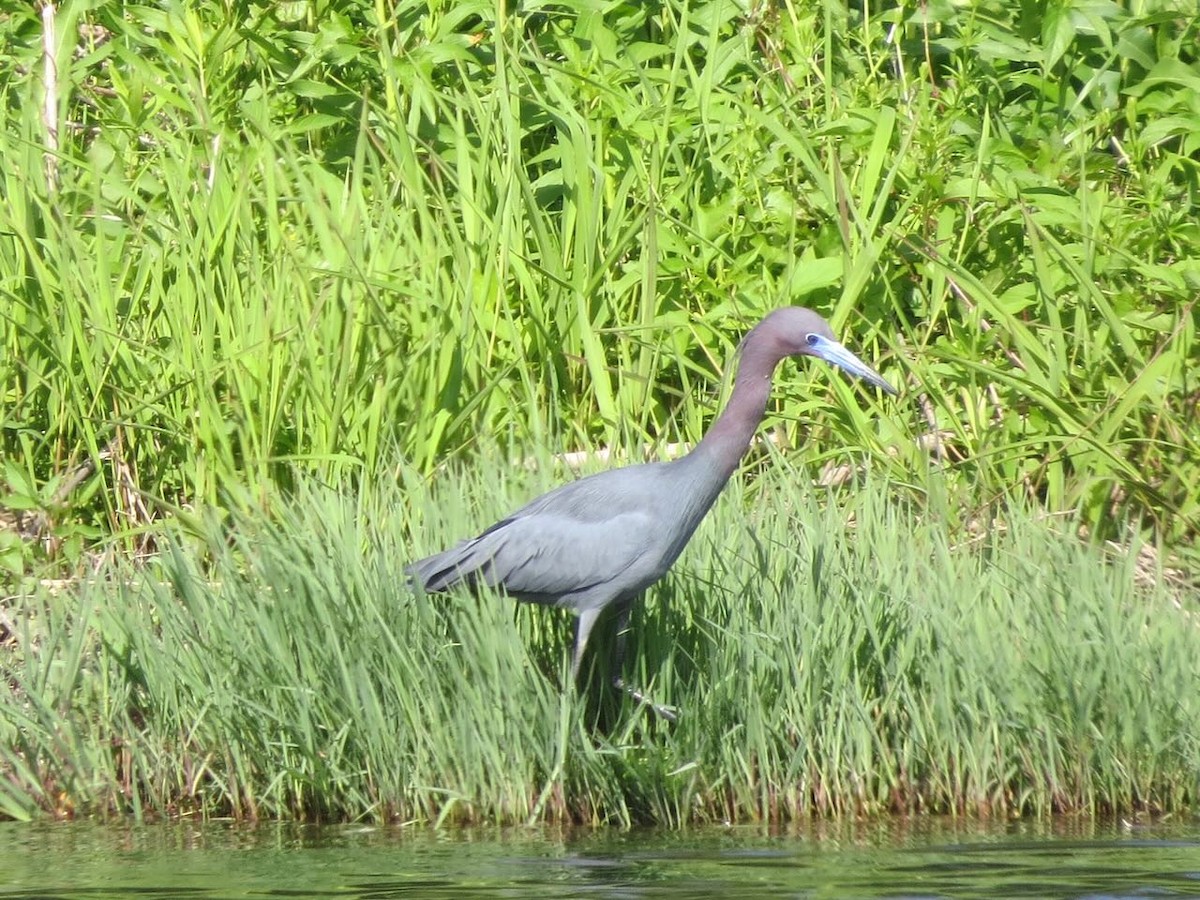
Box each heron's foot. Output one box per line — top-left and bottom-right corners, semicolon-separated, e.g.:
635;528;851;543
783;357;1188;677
613;677;679;723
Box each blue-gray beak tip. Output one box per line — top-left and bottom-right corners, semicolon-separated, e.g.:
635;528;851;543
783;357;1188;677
808;334;897;396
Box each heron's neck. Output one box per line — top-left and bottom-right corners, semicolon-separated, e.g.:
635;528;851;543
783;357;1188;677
689;344;779;482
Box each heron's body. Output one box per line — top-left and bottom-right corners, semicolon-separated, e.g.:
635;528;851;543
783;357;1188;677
409;456;724;662
407;307;896;718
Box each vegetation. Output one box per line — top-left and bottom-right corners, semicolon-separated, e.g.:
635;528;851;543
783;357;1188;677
1;0;1198;822
1;0;1197;566
2;468;1198;824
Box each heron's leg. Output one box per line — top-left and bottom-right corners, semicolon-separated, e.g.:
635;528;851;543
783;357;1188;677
572;607;603;682
610;602;632;679
616;682;679;724
609;599;679;723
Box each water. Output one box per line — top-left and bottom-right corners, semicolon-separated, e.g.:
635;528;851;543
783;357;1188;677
2;818;1199;899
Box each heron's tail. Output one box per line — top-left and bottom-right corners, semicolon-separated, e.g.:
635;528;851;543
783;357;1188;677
405;537;491;593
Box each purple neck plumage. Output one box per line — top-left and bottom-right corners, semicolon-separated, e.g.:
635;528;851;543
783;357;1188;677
688;327;785;482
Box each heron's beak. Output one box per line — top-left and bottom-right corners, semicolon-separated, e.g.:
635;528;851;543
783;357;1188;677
807;335;897;396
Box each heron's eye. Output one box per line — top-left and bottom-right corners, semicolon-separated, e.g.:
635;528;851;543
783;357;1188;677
805;333;819;347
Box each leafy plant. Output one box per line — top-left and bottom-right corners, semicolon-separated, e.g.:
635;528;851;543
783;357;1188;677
0;1;1196;555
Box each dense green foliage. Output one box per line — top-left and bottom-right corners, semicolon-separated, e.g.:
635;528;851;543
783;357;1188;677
2;467;1197;823
1;0;1197;576
1;0;1198;824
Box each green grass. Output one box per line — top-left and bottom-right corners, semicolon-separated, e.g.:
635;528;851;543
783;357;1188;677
1;462;1196;824
1;1;1198;581
2;0;1199;826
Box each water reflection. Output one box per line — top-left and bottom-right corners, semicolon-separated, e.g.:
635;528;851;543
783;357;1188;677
1;818;1198;899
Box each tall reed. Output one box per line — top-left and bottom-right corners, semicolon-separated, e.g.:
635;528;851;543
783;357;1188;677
2;465;1196;823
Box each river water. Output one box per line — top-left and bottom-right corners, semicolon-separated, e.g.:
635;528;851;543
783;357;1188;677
2;818;1198;898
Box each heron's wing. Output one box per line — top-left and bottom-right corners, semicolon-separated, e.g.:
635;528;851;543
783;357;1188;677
488;508;659;596
407;463;677;599
407;506;659;601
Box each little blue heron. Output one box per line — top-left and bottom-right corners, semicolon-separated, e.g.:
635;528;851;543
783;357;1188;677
407;307;896;720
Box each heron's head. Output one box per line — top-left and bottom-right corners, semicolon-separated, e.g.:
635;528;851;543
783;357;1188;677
759;307;897;395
